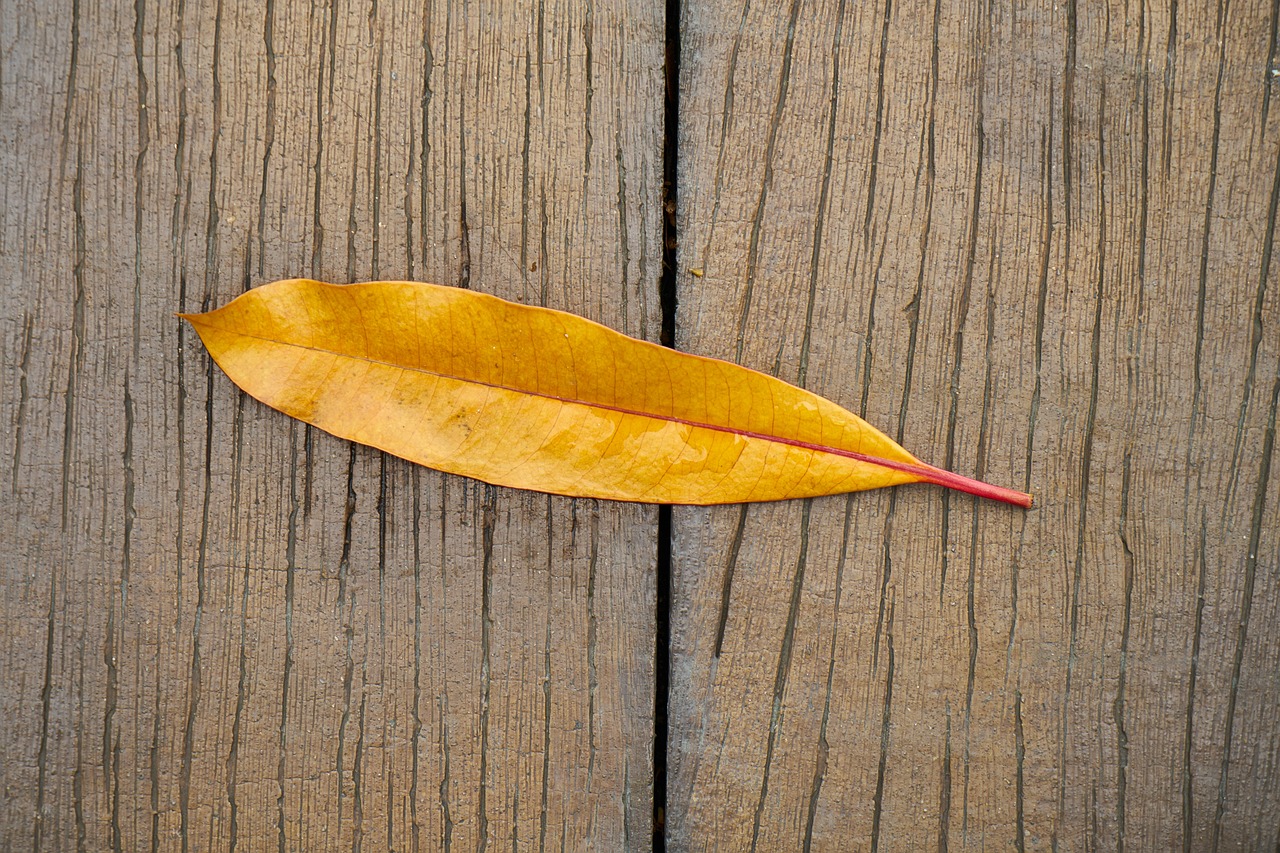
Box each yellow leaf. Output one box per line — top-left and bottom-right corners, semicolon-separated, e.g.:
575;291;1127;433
182;279;1032;507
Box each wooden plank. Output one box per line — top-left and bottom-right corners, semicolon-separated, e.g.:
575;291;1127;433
0;0;664;849
669;0;1280;849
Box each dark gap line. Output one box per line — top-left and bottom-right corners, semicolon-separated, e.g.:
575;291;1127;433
655;0;680;845
654;505;671;849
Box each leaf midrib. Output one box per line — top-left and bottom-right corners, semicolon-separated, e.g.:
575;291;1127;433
201;319;940;483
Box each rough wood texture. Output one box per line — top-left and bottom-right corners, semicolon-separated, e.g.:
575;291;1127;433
7;0;1280;849
0;0;663;849
670;0;1280;850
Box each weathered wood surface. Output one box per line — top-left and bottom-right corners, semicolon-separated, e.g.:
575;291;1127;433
0;0;662;849
670;0;1280;851
5;0;1280;850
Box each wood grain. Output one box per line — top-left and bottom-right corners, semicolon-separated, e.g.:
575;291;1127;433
5;0;1280;849
669;0;1280;850
0;0;663;849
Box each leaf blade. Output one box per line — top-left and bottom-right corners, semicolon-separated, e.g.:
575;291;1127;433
183;279;1032;507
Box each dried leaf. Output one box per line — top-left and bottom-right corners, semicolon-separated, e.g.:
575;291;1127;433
182;279;1032;507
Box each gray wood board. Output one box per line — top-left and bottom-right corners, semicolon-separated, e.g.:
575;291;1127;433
669;0;1280;849
0;0;663;849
